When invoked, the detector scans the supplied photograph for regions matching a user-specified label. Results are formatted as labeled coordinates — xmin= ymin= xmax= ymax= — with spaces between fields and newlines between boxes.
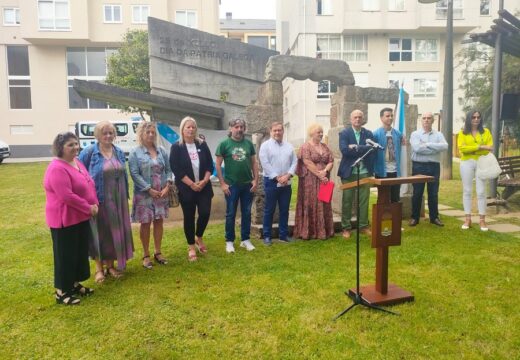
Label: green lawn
xmin=0 ymin=162 xmax=519 ymax=359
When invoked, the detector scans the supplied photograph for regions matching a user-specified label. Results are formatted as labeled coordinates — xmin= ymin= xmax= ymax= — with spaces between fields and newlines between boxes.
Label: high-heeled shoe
xmin=480 ymin=222 xmax=489 ymax=231
xmin=461 ymin=222 xmax=471 ymax=230
xmin=195 ymin=237 xmax=208 ymax=253
xmin=142 ymin=255 xmax=153 ymax=269
xmin=154 ymin=252 xmax=168 ymax=265
xmin=188 ymin=248 xmax=198 ymax=262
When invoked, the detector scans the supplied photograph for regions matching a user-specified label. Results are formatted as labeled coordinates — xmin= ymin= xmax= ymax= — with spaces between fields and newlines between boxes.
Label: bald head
xmin=421 ymin=112 xmax=434 ymax=132
xmin=350 ymin=110 xmax=364 ymax=130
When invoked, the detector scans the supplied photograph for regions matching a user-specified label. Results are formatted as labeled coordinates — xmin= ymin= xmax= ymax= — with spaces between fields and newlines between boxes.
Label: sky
xmin=219 ymin=0 xmax=276 ymax=19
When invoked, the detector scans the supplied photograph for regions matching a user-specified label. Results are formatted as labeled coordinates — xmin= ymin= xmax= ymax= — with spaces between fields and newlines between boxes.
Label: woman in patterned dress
xmin=293 ymin=123 xmax=335 ymax=240
xmin=79 ymin=121 xmax=134 ymax=282
xmin=129 ymin=122 xmax=172 ymax=269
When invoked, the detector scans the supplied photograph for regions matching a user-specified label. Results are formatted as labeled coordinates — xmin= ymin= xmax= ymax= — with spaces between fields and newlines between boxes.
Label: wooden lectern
xmin=340 ymin=175 xmax=433 ymax=306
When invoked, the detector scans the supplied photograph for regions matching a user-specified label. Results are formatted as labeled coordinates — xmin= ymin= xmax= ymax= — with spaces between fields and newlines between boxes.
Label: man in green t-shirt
xmin=215 ymin=119 xmax=259 ymax=253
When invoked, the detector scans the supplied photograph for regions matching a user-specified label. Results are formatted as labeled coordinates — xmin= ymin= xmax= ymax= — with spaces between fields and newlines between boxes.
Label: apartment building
xmin=0 ymin=0 xmax=219 ymax=157
xmin=276 ymin=0 xmax=520 ymax=145
xmin=220 ymin=12 xmax=276 ymax=50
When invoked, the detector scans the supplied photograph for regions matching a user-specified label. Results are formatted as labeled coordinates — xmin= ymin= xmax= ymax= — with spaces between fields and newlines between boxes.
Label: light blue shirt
xmin=259 ymin=138 xmax=297 ymax=179
xmin=410 ymin=128 xmax=448 ymax=163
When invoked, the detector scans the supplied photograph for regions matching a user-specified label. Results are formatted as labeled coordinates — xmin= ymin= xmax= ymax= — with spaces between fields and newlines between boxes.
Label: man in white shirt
xmin=258 ymin=122 xmax=297 ymax=246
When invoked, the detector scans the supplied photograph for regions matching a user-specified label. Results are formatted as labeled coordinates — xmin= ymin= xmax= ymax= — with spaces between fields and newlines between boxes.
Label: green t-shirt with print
xmin=215 ymin=137 xmax=256 ymax=185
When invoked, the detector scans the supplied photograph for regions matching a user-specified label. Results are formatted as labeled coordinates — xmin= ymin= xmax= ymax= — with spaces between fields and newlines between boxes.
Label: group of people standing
xmin=43 ymin=109 xmax=493 ymax=305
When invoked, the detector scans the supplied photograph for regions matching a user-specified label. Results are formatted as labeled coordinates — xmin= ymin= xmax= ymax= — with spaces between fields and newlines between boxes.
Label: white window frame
xmin=413 ymin=78 xmax=437 ymax=98
xmin=388 ymin=0 xmax=405 ymax=12
xmin=316 ymin=34 xmax=368 ymax=62
xmin=362 ymin=0 xmax=380 ymax=11
xmin=175 ymin=10 xmax=197 ymax=28
xmin=6 ymin=46 xmax=32 ymax=110
xmin=317 ymin=0 xmax=333 ymax=15
xmin=38 ymin=0 xmax=70 ymax=31
xmin=66 ymin=47 xmax=116 ymax=109
xmin=317 ymin=80 xmax=337 ymax=99
xmin=436 ymin=0 xmax=463 ymax=20
xmin=389 ymin=37 xmax=439 ymax=62
xmin=132 ymin=5 xmax=150 ymax=24
xmin=3 ymin=7 xmax=20 ymax=26
xmin=480 ymin=0 xmax=491 ymax=16
xmin=103 ymin=4 xmax=122 ymax=24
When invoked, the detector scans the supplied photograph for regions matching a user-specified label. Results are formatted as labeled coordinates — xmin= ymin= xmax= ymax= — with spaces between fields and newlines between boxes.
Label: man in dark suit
xmin=338 ymin=109 xmax=375 ymax=239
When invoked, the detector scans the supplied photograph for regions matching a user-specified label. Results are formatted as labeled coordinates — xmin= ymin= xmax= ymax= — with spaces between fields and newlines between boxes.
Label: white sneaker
xmin=240 ymin=240 xmax=255 ymax=251
xmin=225 ymin=242 xmax=235 ymax=253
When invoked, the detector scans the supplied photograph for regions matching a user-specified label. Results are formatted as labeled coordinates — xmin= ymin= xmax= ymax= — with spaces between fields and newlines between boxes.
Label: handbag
xmin=318 ymin=180 xmax=335 ymax=203
xmin=476 ymin=153 xmax=502 ymax=180
xmin=168 ymin=183 xmax=180 ymax=208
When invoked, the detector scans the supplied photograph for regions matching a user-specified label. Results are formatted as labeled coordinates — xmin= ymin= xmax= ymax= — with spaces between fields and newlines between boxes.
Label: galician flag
xmin=396 ymin=84 xmax=409 ymax=197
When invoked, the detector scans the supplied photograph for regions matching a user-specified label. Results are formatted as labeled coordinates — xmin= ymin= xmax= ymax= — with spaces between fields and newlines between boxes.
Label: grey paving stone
xmin=487 ymin=223 xmax=520 ymax=233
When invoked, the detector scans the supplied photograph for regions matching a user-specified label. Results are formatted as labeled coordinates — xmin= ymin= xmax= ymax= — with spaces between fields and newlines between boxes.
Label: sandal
xmin=73 ymin=283 xmax=94 ymax=296
xmin=142 ymin=255 xmax=153 ymax=270
xmin=106 ymin=267 xmax=123 ymax=279
xmin=154 ymin=252 xmax=168 ymax=265
xmin=94 ymin=270 xmax=105 ymax=283
xmin=188 ymin=248 xmax=198 ymax=262
xmin=195 ymin=237 xmax=208 ymax=253
xmin=55 ymin=291 xmax=80 ymax=305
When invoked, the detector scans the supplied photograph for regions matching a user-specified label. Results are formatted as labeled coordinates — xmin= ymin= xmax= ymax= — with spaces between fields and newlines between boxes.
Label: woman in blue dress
xmin=129 ymin=122 xmax=172 ymax=269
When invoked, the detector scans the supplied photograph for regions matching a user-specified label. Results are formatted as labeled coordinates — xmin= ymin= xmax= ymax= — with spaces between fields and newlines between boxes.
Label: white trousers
xmin=460 ymin=159 xmax=487 ymax=215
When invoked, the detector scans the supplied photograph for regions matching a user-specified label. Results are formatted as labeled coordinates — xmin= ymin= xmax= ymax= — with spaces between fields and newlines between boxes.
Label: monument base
xmin=348 ymin=283 xmax=414 ymax=306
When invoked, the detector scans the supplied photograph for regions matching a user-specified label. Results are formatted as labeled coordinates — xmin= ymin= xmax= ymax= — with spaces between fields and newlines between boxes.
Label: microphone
xmin=366 ymin=139 xmax=384 ymax=150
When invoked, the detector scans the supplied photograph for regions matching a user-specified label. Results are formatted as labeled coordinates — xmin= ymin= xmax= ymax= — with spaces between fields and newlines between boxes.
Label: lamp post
xmin=418 ymin=0 xmax=453 ymax=180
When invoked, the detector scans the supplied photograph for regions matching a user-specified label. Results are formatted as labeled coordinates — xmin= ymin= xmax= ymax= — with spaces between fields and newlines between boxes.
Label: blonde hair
xmin=93 ymin=121 xmax=116 ymax=141
xmin=136 ymin=121 xmax=157 ymax=146
xmin=179 ymin=116 xmax=202 ymax=144
xmin=307 ymin=123 xmax=323 ymax=138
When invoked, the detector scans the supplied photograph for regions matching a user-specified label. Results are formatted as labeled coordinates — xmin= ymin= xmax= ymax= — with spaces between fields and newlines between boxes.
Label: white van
xmin=75 ymin=120 xmax=141 ymax=157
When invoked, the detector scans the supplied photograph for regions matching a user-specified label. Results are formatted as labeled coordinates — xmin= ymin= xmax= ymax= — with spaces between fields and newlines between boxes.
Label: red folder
xmin=318 ymin=181 xmax=334 ymax=203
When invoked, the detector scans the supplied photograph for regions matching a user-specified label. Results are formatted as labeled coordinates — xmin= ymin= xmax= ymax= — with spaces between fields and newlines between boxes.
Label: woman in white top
xmin=169 ymin=117 xmax=214 ymax=261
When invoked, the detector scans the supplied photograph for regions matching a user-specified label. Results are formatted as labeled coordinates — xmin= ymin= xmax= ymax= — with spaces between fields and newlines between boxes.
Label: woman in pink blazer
xmin=43 ymin=132 xmax=99 ymax=305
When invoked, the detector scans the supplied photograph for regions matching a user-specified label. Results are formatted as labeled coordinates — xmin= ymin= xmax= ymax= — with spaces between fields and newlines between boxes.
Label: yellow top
xmin=457 ymin=128 xmax=493 ymax=161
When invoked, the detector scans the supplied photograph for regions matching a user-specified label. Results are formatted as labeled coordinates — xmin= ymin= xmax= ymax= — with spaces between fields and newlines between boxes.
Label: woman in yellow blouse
xmin=457 ymin=110 xmax=493 ymax=231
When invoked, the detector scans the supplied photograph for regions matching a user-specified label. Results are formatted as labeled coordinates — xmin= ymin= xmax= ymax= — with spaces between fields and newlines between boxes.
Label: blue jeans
xmin=225 ymin=183 xmax=253 ymax=242
xmin=411 ymin=161 xmax=440 ymax=221
xmin=263 ymin=177 xmax=292 ymax=239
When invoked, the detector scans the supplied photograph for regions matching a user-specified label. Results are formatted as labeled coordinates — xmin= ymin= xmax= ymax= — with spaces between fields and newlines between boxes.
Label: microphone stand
xmin=334 ymin=146 xmax=398 ymax=320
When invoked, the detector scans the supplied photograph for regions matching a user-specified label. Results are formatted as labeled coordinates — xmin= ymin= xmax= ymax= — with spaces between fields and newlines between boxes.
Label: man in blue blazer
xmin=338 ymin=109 xmax=375 ymax=239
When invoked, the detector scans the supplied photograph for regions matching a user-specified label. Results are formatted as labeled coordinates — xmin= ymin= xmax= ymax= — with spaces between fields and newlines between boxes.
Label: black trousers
xmin=179 ymin=190 xmax=212 ymax=245
xmin=411 ymin=161 xmax=440 ymax=221
xmin=51 ymin=220 xmax=91 ymax=292
xmin=375 ymin=172 xmax=400 ymax=203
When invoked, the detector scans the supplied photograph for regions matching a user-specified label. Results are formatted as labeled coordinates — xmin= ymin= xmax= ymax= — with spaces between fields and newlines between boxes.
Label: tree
xmin=457 ymin=44 xmax=520 ymax=124
xmin=105 ymin=29 xmax=150 ymax=117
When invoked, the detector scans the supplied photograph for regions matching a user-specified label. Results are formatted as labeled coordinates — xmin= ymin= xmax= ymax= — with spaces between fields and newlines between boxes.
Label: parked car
xmin=75 ymin=120 xmax=141 ymax=157
xmin=0 ymin=140 xmax=10 ymax=164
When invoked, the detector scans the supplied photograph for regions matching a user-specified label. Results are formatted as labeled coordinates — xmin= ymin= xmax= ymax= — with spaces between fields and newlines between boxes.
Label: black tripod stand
xmin=334 ymin=147 xmax=398 ymax=320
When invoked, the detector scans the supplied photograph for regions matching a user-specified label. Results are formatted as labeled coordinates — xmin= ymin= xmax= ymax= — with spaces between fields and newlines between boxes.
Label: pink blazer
xmin=43 ymin=158 xmax=99 ymax=228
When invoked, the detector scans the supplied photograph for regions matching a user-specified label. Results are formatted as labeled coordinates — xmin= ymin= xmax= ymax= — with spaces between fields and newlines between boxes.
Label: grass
xmin=1 ymin=162 xmax=520 ymax=359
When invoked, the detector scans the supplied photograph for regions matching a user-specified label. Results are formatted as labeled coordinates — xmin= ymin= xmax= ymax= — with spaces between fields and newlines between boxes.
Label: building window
xmin=317 ymin=34 xmax=368 ymax=62
xmin=436 ymin=0 xmax=463 ymax=20
xmin=38 ymin=0 xmax=70 ymax=30
xmin=389 ymin=38 xmax=438 ymax=62
xmin=362 ymin=0 xmax=380 ymax=11
xmin=175 ymin=10 xmax=197 ymax=28
xmin=415 ymin=39 xmax=438 ymax=61
xmin=10 ymin=125 xmax=34 ymax=135
xmin=270 ymin=37 xmax=277 ymax=51
xmin=317 ymin=0 xmax=332 ymax=15
xmin=3 ymin=7 xmax=20 ymax=26
xmin=388 ymin=72 xmax=438 ymax=98
xmin=247 ymin=36 xmax=269 ymax=48
xmin=414 ymin=79 xmax=437 ymax=98
xmin=480 ymin=0 xmax=490 ymax=16
xmin=132 ymin=5 xmax=149 ymax=24
xmin=389 ymin=38 xmax=412 ymax=61
xmin=6 ymin=46 xmax=32 ymax=109
xmin=388 ymin=0 xmax=405 ymax=11
xmin=317 ymin=80 xmax=337 ymax=99
xmin=104 ymin=4 xmax=122 ymax=23
xmin=66 ymin=47 xmax=117 ymax=109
